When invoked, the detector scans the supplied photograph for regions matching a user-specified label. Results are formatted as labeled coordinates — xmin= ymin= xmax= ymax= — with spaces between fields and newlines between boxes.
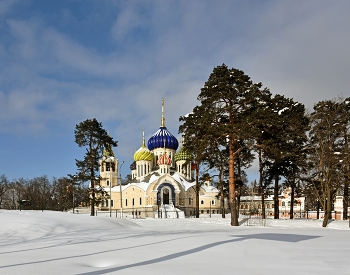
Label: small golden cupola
xmin=132 ymin=128 xmax=154 ymax=180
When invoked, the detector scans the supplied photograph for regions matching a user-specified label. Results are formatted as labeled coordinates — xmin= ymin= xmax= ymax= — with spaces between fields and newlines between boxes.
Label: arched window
xmin=106 ymin=180 xmax=110 ymax=187
xmin=201 ymin=200 xmax=204 ymax=205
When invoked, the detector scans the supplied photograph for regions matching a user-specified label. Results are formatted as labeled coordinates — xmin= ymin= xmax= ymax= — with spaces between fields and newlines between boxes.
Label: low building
xmin=239 ymin=188 xmax=306 ymax=218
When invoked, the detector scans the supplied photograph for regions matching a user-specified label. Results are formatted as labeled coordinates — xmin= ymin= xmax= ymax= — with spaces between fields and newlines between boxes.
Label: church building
xmin=97 ymin=99 xmax=221 ymax=218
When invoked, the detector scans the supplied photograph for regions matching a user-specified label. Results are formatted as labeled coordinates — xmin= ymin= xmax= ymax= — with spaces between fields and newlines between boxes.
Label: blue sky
xmin=1 ymin=0 xmax=349 ymax=182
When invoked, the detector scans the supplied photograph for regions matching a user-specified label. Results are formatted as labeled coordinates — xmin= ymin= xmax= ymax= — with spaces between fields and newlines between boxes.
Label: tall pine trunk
xmin=229 ymin=139 xmax=238 ymax=226
xmin=343 ymin=181 xmax=349 ymax=220
xmin=90 ymin=141 xmax=95 ymax=216
xmin=274 ymin=165 xmax=279 ymax=219
xmin=195 ymin=163 xmax=200 ymax=218
xmin=290 ymin=185 xmax=295 ymax=219
xmin=219 ymin=169 xmax=225 ymax=218
xmin=258 ymin=148 xmax=266 ymax=219
xmin=322 ymin=190 xmax=332 ymax=227
xmin=343 ymin=130 xmax=349 ymax=220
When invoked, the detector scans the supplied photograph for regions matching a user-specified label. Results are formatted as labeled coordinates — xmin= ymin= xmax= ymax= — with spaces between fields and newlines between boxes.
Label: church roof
xmin=147 ymin=99 xmax=178 ymax=151
xmin=134 ymin=128 xmax=154 ymax=161
xmin=147 ymin=127 xmax=178 ymax=151
xmin=174 ymin=146 xmax=192 ymax=161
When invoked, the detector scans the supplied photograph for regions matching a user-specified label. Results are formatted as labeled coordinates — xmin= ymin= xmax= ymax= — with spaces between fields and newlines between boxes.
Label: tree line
xmin=179 ymin=64 xmax=350 ymax=227
xmin=0 ymin=175 xmax=88 ymax=211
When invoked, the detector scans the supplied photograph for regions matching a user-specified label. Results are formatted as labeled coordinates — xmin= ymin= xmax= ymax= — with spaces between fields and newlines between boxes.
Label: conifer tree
xmin=197 ymin=64 xmax=264 ymax=226
xmin=259 ymin=94 xmax=308 ymax=219
xmin=70 ymin=118 xmax=117 ymax=216
xmin=179 ymin=105 xmax=212 ymax=218
xmin=308 ymin=99 xmax=348 ymax=226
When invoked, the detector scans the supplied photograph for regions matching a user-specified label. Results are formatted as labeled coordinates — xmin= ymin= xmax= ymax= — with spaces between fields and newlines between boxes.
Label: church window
xmin=111 ymin=200 xmax=114 ymax=207
xmin=132 ymin=198 xmax=135 ymax=206
xmin=125 ymin=199 xmax=128 ymax=206
xmin=106 ymin=163 xmax=110 ymax=171
xmin=201 ymin=200 xmax=204 ymax=205
xmin=106 ymin=200 xmax=108 ymax=207
xmin=106 ymin=180 xmax=110 ymax=187
xmin=144 ymin=164 xmax=146 ymax=175
xmin=139 ymin=197 xmax=142 ymax=205
xmin=211 ymin=200 xmax=215 ymax=205
xmin=282 ymin=201 xmax=285 ymax=206
xmin=189 ymin=198 xmax=192 ymax=205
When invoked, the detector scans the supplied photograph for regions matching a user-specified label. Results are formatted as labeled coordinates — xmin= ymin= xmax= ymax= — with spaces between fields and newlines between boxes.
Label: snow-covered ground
xmin=1 ymin=210 xmax=349 ymax=275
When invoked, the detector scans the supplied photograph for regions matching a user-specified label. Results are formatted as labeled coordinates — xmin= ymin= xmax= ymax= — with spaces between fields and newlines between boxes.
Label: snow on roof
xmin=149 ymin=174 xmax=160 ymax=183
xmin=201 ymin=184 xmax=219 ymax=193
xmin=172 ymin=173 xmax=195 ymax=191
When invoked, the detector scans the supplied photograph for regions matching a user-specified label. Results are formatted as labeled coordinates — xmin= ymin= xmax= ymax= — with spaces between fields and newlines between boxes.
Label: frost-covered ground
xmin=1 ymin=210 xmax=349 ymax=275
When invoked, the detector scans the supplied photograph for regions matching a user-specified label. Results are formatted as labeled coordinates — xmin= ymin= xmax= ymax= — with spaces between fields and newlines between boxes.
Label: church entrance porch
xmin=156 ymin=183 xmax=176 ymax=206
xmin=155 ymin=183 xmax=184 ymax=218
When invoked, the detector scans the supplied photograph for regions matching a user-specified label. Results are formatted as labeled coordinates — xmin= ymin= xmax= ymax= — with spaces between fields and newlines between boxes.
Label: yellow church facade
xmin=96 ymin=99 xmax=222 ymax=218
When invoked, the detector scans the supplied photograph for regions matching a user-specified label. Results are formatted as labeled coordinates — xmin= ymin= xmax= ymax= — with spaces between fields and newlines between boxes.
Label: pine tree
xmin=308 ymin=99 xmax=347 ymax=227
xmin=197 ymin=64 xmax=264 ymax=226
xmin=179 ymin=105 xmax=212 ymax=218
xmin=70 ymin=118 xmax=117 ymax=216
xmin=259 ymin=94 xmax=309 ymax=219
